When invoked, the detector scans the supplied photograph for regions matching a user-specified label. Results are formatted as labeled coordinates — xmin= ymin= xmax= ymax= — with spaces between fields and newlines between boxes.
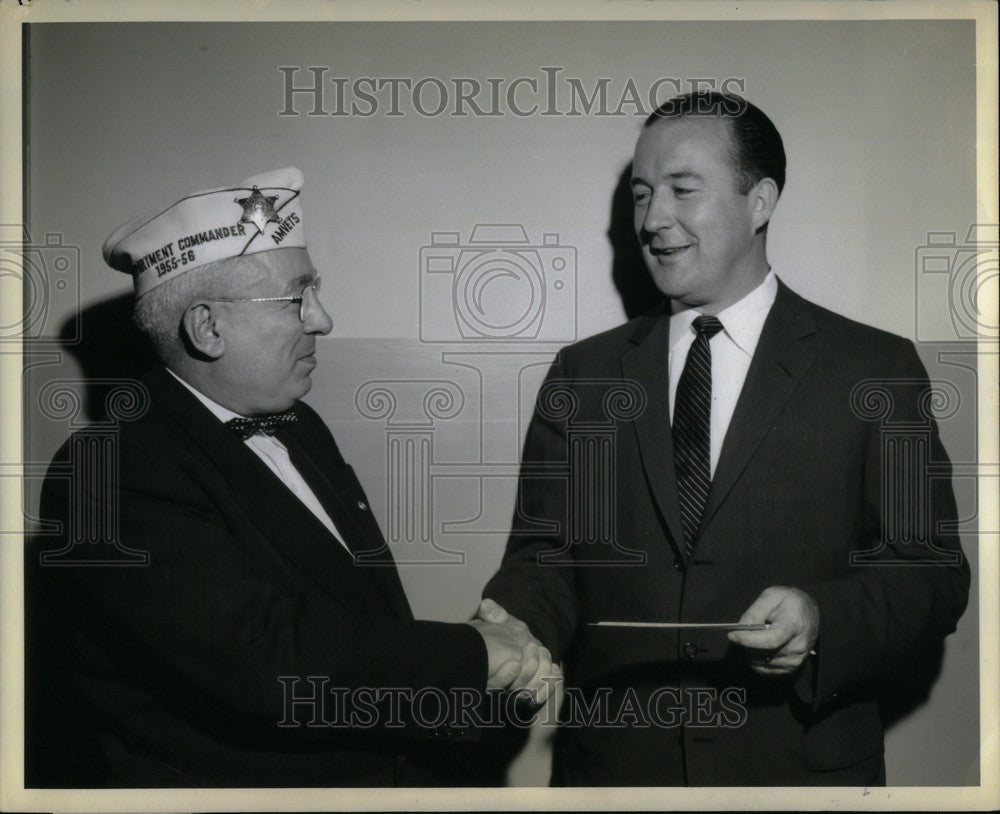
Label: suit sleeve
xmin=40 ymin=423 xmax=488 ymax=734
xmin=482 ymin=355 xmax=579 ymax=662
xmin=799 ymin=339 xmax=971 ymax=709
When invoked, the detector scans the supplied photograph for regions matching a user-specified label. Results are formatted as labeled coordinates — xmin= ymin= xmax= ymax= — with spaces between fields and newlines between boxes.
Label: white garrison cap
xmin=103 ymin=167 xmax=306 ymax=297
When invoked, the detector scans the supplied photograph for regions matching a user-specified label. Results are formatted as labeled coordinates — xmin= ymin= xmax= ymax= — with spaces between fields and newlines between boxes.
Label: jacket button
xmin=683 ymin=642 xmax=698 ymax=660
xmin=673 ymin=558 xmax=683 ymax=571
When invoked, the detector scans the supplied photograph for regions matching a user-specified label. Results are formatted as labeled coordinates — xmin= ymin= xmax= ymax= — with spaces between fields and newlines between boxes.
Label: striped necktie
xmin=672 ymin=314 xmax=724 ymax=558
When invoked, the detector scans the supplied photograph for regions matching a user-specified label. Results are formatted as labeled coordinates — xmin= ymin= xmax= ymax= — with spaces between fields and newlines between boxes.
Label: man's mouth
xmin=651 ymin=244 xmax=691 ymax=257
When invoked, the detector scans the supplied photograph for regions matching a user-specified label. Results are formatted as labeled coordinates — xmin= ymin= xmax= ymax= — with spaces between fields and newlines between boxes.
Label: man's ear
xmin=181 ymin=302 xmax=225 ymax=359
xmin=748 ymin=177 xmax=779 ymax=234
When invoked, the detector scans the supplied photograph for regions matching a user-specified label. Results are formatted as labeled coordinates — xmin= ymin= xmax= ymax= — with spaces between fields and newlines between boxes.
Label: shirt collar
xmin=668 ymin=270 xmax=778 ymax=357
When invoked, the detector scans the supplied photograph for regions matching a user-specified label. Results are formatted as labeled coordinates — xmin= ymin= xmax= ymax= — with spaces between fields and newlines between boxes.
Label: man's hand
xmin=726 ymin=586 xmax=819 ymax=675
xmin=467 ymin=603 xmax=539 ymax=689
xmin=473 ymin=598 xmax=562 ymax=705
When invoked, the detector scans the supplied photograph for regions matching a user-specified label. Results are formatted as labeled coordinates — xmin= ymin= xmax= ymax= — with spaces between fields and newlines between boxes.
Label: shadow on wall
xmin=608 ymin=162 xmax=666 ymax=321
xmin=58 ymin=292 xmax=157 ymax=421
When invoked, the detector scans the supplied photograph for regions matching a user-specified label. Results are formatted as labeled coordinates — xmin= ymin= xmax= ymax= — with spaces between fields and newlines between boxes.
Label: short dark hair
xmin=644 ymin=91 xmax=786 ymax=196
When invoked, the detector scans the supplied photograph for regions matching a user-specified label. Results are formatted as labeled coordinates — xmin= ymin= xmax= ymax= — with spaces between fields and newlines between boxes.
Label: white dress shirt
xmin=167 ymin=369 xmax=351 ymax=554
xmin=668 ymin=271 xmax=779 ymax=478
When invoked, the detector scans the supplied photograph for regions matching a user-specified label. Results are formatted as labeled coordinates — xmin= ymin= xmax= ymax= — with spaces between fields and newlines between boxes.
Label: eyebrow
xmin=630 ymin=170 xmax=704 ymax=188
xmin=285 ymin=271 xmax=317 ymax=293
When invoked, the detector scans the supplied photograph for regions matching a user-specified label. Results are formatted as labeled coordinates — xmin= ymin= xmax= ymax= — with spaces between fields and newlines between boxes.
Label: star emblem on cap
xmin=235 ymin=185 xmax=280 ymax=234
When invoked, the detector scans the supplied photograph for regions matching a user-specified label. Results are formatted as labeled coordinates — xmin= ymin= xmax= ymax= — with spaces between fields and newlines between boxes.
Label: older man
xmin=26 ymin=167 xmax=553 ymax=787
xmin=481 ymin=93 xmax=970 ymax=785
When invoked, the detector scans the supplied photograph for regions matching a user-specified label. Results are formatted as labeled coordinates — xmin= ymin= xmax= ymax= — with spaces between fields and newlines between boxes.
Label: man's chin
xmin=648 ymin=267 xmax=689 ymax=300
xmin=266 ymin=377 xmax=312 ymax=411
xmin=293 ymin=376 xmax=313 ymax=398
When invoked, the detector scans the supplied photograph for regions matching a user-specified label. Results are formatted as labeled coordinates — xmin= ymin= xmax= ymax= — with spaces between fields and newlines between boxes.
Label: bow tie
xmin=226 ymin=411 xmax=297 ymax=440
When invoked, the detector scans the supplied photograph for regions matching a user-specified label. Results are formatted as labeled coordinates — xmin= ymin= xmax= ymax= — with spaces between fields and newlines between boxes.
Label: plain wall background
xmin=21 ymin=20 xmax=981 ymax=785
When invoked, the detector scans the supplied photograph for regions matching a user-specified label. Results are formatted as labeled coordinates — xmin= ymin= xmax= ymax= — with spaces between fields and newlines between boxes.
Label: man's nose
xmin=303 ymin=297 xmax=333 ymax=335
xmin=641 ymin=191 xmax=676 ymax=235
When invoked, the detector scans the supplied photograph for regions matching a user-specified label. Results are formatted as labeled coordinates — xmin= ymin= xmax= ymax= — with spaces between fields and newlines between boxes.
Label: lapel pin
xmin=357 ymin=501 xmax=368 ymax=511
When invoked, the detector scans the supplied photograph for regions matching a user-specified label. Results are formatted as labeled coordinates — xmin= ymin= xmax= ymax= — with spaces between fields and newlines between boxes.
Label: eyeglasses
xmin=212 ymin=277 xmax=322 ymax=322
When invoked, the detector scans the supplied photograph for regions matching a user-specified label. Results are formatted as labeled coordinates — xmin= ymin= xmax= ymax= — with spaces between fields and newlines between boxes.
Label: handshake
xmin=468 ymin=598 xmax=562 ymax=706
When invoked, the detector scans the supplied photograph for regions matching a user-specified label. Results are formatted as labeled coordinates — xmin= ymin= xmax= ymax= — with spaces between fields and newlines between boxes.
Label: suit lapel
xmin=697 ymin=281 xmax=816 ymax=535
xmin=279 ymin=421 xmax=414 ymax=621
xmin=279 ymin=426 xmax=367 ymax=557
xmin=621 ymin=312 xmax=687 ymax=561
xmin=143 ymin=367 xmax=397 ymax=613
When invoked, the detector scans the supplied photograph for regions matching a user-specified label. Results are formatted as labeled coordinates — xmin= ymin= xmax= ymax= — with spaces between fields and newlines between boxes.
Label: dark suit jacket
xmin=484 ymin=281 xmax=970 ymax=786
xmin=26 ymin=365 xmax=488 ymax=787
